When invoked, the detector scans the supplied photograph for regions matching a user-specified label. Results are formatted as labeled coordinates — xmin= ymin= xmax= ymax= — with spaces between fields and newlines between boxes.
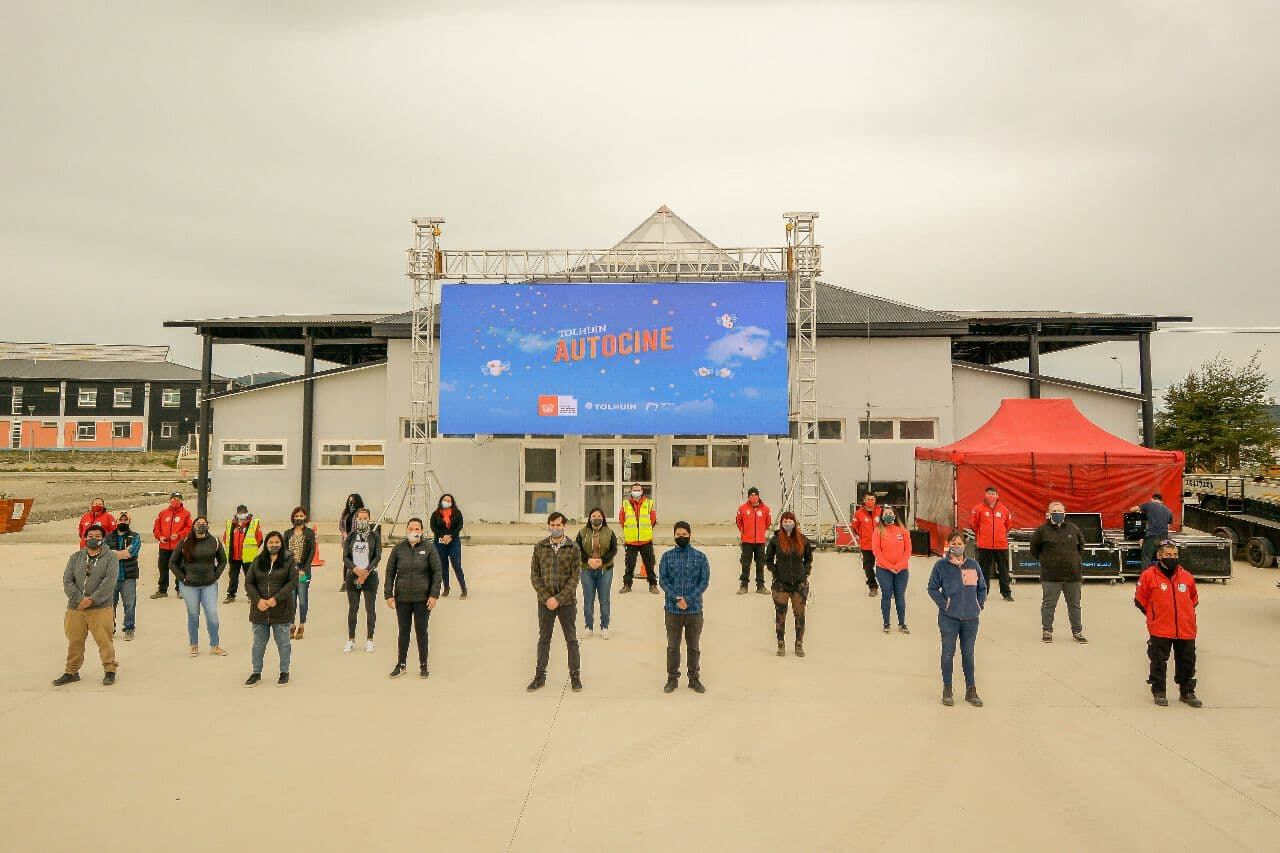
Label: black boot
xmin=688 ymin=677 xmax=707 ymax=694
xmin=52 ymin=672 xmax=80 ymax=686
xmin=1180 ymin=692 xmax=1203 ymax=708
xmin=965 ymin=685 xmax=984 ymax=707
xmin=388 ymin=663 xmax=406 ymax=679
xmin=245 ymin=673 xmax=261 ymax=687
xmin=942 ymin=685 xmax=954 ymax=706
xmin=1153 ymin=691 xmax=1169 ymax=706
xmin=738 ymin=583 xmax=748 ymax=595
xmin=663 ymin=677 xmax=678 ymax=693
xmin=277 ymin=672 xmax=290 ymax=686
xmin=756 ymin=582 xmax=767 ymax=594
xmin=526 ymin=673 xmax=546 ymax=691
xmin=419 ymin=665 xmax=430 ymax=679
xmin=102 ymin=672 xmax=116 ymax=686
xmin=570 ymin=672 xmax=583 ymax=692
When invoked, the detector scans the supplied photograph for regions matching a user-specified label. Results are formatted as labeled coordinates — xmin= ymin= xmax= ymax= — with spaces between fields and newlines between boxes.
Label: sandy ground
xmin=0 ymin=472 xmax=185 ymax=525
xmin=2 ymin=512 xmax=1279 ymax=852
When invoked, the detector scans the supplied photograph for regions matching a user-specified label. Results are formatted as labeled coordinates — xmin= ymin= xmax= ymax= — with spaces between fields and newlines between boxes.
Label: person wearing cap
xmin=106 ymin=511 xmax=142 ymax=640
xmin=53 ymin=523 xmax=120 ymax=687
xmin=852 ymin=493 xmax=883 ymax=597
xmin=735 ymin=486 xmax=772 ymax=595
xmin=970 ymin=486 xmax=1015 ymax=602
xmin=659 ymin=521 xmax=710 ymax=694
xmin=1131 ymin=492 xmax=1175 ymax=566
xmin=77 ymin=498 xmax=117 ymax=548
xmin=151 ymin=492 xmax=192 ymax=599
xmin=222 ymin=504 xmax=263 ymax=604
xmin=1134 ymin=540 xmax=1203 ymax=707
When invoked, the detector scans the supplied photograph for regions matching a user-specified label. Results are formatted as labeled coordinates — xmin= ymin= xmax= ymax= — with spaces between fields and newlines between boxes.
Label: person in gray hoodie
xmin=170 ymin=516 xmax=229 ymax=657
xmin=926 ymin=530 xmax=988 ymax=708
xmin=53 ymin=524 xmax=120 ymax=686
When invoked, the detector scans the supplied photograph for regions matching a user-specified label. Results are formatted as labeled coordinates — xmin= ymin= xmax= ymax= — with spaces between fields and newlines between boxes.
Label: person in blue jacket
xmin=658 ymin=521 xmax=711 ymax=694
xmin=927 ymin=529 xmax=988 ymax=708
xmin=107 ymin=511 xmax=143 ymax=641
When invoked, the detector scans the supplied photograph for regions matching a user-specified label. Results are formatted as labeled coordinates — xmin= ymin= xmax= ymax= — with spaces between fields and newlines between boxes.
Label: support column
xmin=1139 ymin=331 xmax=1154 ymax=447
xmin=301 ymin=329 xmax=316 ymax=511
xmin=197 ymin=332 xmax=212 ymax=518
xmin=1028 ymin=326 xmax=1042 ymax=399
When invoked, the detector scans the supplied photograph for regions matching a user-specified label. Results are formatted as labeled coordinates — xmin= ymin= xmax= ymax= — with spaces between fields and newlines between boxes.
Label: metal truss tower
xmin=786 ymin=212 xmax=822 ymax=537
xmin=406 ymin=217 xmax=444 ymax=520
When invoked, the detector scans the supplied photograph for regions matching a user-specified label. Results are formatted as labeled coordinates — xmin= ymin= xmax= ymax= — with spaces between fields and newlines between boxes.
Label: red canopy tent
xmin=914 ymin=398 xmax=1184 ymax=553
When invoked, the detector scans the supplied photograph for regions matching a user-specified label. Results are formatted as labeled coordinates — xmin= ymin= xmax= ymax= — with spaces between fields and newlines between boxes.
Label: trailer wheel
xmin=1245 ymin=537 xmax=1276 ymax=568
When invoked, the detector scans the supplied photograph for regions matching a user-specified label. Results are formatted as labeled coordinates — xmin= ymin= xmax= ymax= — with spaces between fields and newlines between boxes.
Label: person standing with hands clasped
xmin=53 ymin=524 xmax=119 ymax=687
xmin=342 ymin=508 xmax=382 ymax=653
xmin=970 ymin=486 xmax=1015 ymax=602
xmin=765 ymin=511 xmax=811 ymax=657
xmin=151 ymin=492 xmax=192 ymax=599
xmin=1135 ymin=540 xmax=1203 ymax=708
xmin=853 ymin=494 xmax=883 ymax=597
xmin=244 ymin=531 xmax=297 ymax=687
xmin=222 ymin=504 xmax=262 ymax=604
xmin=527 ymin=512 xmax=583 ymax=692
xmin=170 ymin=516 xmax=228 ymax=657
xmin=575 ymin=507 xmax=618 ymax=639
xmin=282 ymin=508 xmax=316 ymax=640
xmin=735 ymin=486 xmax=771 ymax=595
xmin=384 ymin=518 xmax=441 ymax=679
xmin=872 ymin=507 xmax=912 ymax=634
xmin=431 ymin=493 xmax=467 ymax=599
xmin=927 ymin=530 xmax=987 ymax=707
xmin=618 ymin=483 xmax=658 ymax=595
xmin=659 ymin=522 xmax=711 ymax=694
xmin=1030 ymin=501 xmax=1088 ymax=644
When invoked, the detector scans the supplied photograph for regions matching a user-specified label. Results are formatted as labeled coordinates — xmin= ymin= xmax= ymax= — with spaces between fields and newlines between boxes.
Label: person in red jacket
xmin=1134 ymin=540 xmax=1203 ymax=708
xmin=969 ymin=486 xmax=1014 ymax=602
xmin=735 ymin=486 xmax=772 ymax=595
xmin=78 ymin=498 xmax=117 ymax=548
xmin=852 ymin=494 xmax=882 ymax=596
xmin=871 ymin=507 xmax=912 ymax=633
xmin=151 ymin=491 xmax=193 ymax=599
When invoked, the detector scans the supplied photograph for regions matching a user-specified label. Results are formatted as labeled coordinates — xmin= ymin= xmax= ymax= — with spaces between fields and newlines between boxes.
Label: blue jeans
xmin=938 ymin=613 xmax=979 ymax=688
xmin=435 ymin=538 xmax=466 ymax=592
xmin=113 ymin=578 xmax=137 ymax=631
xmin=581 ymin=567 xmax=613 ymax=630
xmin=295 ymin=581 xmax=309 ymax=625
xmin=181 ymin=583 xmax=220 ymax=646
xmin=252 ymin=623 xmax=292 ymax=674
xmin=876 ymin=567 xmax=909 ymax=628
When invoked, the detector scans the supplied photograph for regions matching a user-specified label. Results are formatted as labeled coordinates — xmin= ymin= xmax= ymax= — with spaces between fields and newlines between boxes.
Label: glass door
xmin=521 ymin=445 xmax=559 ymax=521
xmin=622 ymin=447 xmax=655 ymax=503
xmin=582 ymin=447 xmax=617 ymax=518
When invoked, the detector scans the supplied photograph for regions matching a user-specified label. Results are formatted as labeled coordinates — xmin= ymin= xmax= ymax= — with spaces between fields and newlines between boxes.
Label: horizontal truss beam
xmin=419 ymin=247 xmax=790 ymax=281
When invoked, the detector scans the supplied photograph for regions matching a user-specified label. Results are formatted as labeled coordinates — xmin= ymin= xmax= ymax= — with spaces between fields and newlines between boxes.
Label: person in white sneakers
xmin=342 ymin=508 xmax=382 ymax=654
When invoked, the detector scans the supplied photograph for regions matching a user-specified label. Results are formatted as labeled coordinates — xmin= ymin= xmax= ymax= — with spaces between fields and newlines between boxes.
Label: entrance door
xmin=521 ymin=445 xmax=559 ymax=521
xmin=583 ymin=445 xmax=655 ymax=518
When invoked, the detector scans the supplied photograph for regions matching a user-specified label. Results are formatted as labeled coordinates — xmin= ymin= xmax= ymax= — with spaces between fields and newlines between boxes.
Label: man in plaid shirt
xmin=658 ymin=521 xmax=710 ymax=694
xmin=527 ymin=511 xmax=583 ymax=693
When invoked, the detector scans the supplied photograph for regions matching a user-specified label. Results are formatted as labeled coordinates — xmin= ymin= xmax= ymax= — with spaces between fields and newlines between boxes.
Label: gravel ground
xmin=0 ymin=473 xmax=186 ymax=525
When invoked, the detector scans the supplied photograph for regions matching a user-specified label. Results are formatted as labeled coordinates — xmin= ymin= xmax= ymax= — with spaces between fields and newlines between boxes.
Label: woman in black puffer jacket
xmin=765 ymin=511 xmax=813 ymax=658
xmin=244 ymin=531 xmax=298 ymax=686
xmin=384 ymin=518 xmax=442 ymax=679
xmin=171 ymin=516 xmax=228 ymax=657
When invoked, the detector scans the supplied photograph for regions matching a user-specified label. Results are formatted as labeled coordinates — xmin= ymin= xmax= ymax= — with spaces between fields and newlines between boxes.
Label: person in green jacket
xmin=575 ymin=507 xmax=618 ymax=639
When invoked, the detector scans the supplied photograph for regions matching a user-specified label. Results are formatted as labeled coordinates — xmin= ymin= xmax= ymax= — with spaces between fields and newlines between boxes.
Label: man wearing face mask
xmin=222 ymin=504 xmax=262 ymax=604
xmin=53 ymin=524 xmax=120 ymax=686
xmin=151 ymin=492 xmax=192 ymax=599
xmin=527 ymin=512 xmax=583 ymax=692
xmin=735 ymin=486 xmax=772 ymax=595
xmin=970 ymin=486 xmax=1015 ymax=602
xmin=658 ymin=522 xmax=710 ymax=693
xmin=617 ymin=484 xmax=658 ymax=595
xmin=107 ymin=511 xmax=142 ymax=640
xmin=78 ymin=498 xmax=117 ymax=549
xmin=1134 ymin=541 xmax=1203 ymax=707
xmin=1029 ymin=501 xmax=1088 ymax=643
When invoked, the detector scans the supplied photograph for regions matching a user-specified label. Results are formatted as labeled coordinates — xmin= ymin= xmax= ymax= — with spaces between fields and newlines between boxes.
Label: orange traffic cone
xmin=310 ymin=524 xmax=325 ymax=567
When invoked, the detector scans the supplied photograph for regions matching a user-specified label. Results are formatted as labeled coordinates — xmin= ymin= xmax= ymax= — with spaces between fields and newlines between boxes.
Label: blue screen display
xmin=438 ymin=281 xmax=789 ymax=435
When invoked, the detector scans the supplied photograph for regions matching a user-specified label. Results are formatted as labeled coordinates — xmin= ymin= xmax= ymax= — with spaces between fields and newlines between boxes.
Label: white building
xmin=167 ymin=208 xmax=1188 ymax=525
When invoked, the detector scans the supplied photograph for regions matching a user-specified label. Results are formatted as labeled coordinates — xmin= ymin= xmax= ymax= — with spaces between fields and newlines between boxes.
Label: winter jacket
xmin=575 ymin=523 xmax=619 ymax=572
xmin=222 ymin=516 xmax=263 ymax=563
xmin=153 ymin=504 xmax=193 ymax=551
xmin=343 ymin=526 xmax=384 ymax=582
xmin=764 ymin=533 xmax=812 ymax=591
xmin=107 ymin=528 xmax=142 ymax=580
xmin=62 ymin=548 xmax=119 ymax=610
xmin=429 ymin=507 xmax=464 ymax=539
xmin=735 ymin=500 xmax=772 ymax=545
xmin=281 ymin=526 xmax=316 ymax=581
xmin=245 ymin=552 xmax=299 ymax=625
xmin=969 ymin=501 xmax=1013 ymax=550
xmin=1029 ymin=521 xmax=1085 ymax=582
xmin=530 ymin=536 xmax=581 ymax=604
xmin=78 ymin=509 xmax=117 ymax=547
xmin=852 ymin=505 xmax=883 ymax=550
xmin=658 ymin=544 xmax=711 ymax=614
xmin=618 ymin=498 xmax=656 ymax=545
xmin=384 ymin=538 xmax=442 ymax=603
xmin=872 ymin=524 xmax=912 ymax=572
xmin=927 ymin=557 xmax=987 ymax=621
xmin=1134 ymin=563 xmax=1198 ymax=640
xmin=170 ymin=534 xmax=228 ymax=588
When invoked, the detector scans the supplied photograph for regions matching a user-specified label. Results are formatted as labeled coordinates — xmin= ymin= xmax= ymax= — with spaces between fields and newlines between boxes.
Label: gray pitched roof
xmin=0 ymin=358 xmax=213 ymax=382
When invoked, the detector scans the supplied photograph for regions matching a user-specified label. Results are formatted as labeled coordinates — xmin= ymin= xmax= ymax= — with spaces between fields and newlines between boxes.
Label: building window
xmin=671 ymin=443 xmax=710 ymax=468
xmin=320 ymin=441 xmax=386 ymax=468
xmin=43 ymin=385 xmax=58 ymax=393
xmin=41 ymin=421 xmax=57 ymax=428
xmin=858 ymin=419 xmax=894 ymax=440
xmin=78 ymin=387 xmax=97 ymax=407
xmin=219 ymin=440 xmax=286 ymax=468
xmin=711 ymin=443 xmax=750 ymax=468
xmin=898 ymin=419 xmax=937 ymax=440
xmin=160 ymin=423 xmax=176 ymax=439
xmin=76 ymin=422 xmax=96 ymax=441
xmin=161 ymin=388 xmax=180 ymax=408
xmin=112 ymin=422 xmax=130 ymax=439
xmin=788 ymin=419 xmax=844 ymax=441
xmin=113 ymin=387 xmax=132 ymax=407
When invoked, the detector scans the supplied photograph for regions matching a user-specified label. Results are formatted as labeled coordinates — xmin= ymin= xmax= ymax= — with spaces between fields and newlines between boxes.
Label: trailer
xmin=1183 ymin=475 xmax=1280 ymax=568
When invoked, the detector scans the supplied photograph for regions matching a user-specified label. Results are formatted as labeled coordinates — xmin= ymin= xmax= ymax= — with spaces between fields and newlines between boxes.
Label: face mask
xmin=117 ymin=523 xmax=130 ymax=533
xmin=347 ymin=500 xmax=355 ymax=509
xmin=631 ymin=491 xmax=643 ymax=499
xmin=293 ymin=517 xmax=305 ymax=526
xmin=86 ymin=537 xmax=103 ymax=550
xmin=674 ymin=536 xmax=690 ymax=548
xmin=92 ymin=505 xmax=104 ymax=514
xmin=1159 ymin=557 xmax=1179 ymax=572
xmin=882 ymin=513 xmax=896 ymax=525
xmin=407 ymin=532 xmax=422 ymax=543
xmin=782 ymin=522 xmax=795 ymax=533
xmin=267 ymin=544 xmax=281 ymax=555
xmin=236 ymin=513 xmax=248 ymax=521
xmin=590 ymin=518 xmax=603 ymax=528
xmin=548 ymin=527 xmax=564 ymax=539
xmin=1050 ymin=512 xmax=1066 ymax=524
xmin=441 ymin=500 xmax=452 ymax=509
xmin=749 ymin=496 xmax=759 ymax=504
xmin=169 ymin=499 xmax=180 ymax=509
xmin=948 ymin=545 xmax=966 ymax=558
xmin=357 ymin=520 xmax=370 ymax=533
xmin=193 ymin=523 xmax=209 ymax=536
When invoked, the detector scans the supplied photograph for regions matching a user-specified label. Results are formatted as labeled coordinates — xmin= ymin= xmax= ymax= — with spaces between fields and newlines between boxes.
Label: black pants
xmin=348 ymin=572 xmax=379 ymax=640
xmin=157 ymin=548 xmax=180 ymax=594
xmin=977 ymin=548 xmax=1011 ymax=598
xmin=535 ymin=602 xmax=580 ymax=676
xmin=665 ymin=611 xmax=704 ymax=679
xmin=739 ymin=543 xmax=766 ymax=585
xmin=623 ymin=542 xmax=656 ymax=588
xmin=861 ymin=550 xmax=878 ymax=591
xmin=1147 ymin=636 xmax=1196 ymax=695
xmin=226 ymin=559 xmax=246 ymax=597
xmin=395 ymin=600 xmax=429 ymax=667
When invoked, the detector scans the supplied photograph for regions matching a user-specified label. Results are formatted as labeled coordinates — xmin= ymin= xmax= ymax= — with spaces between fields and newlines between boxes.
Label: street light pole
xmin=1110 ymin=356 xmax=1126 ymax=390
xmin=26 ymin=405 xmax=35 ymax=465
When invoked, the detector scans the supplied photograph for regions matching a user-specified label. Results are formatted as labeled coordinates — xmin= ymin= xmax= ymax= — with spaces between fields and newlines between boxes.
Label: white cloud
xmin=705 ymin=326 xmax=773 ymax=365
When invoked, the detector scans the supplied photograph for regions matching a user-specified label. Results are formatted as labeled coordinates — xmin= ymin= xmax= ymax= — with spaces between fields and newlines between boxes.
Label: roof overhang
xmin=164 ymin=315 xmax=390 ymax=365
xmin=947 ymin=311 xmax=1194 ymax=364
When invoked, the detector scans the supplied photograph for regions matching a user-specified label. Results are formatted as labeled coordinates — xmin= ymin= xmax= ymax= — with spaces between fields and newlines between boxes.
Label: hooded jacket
xmin=246 ymin=551 xmax=299 ymax=625
xmin=926 ymin=556 xmax=987 ymax=621
xmin=765 ymin=532 xmax=812 ymax=591
xmin=384 ymin=538 xmax=443 ymax=603
xmin=1134 ymin=562 xmax=1198 ymax=639
xmin=62 ymin=547 xmax=119 ymax=610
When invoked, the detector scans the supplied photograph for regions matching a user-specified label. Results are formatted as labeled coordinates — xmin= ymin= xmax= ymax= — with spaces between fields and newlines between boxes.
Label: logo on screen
xmin=538 ymin=395 xmax=578 ymax=417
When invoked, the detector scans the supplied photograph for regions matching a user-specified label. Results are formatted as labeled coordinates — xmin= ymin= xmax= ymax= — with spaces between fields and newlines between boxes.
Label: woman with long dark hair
xmin=429 ymin=493 xmax=466 ymax=598
xmin=337 ymin=494 xmax=365 ymax=591
xmin=764 ymin=510 xmax=813 ymax=657
xmin=281 ymin=507 xmax=316 ymax=640
xmin=872 ymin=507 xmax=912 ymax=634
xmin=244 ymin=531 xmax=297 ymax=686
xmin=170 ymin=515 xmax=228 ymax=657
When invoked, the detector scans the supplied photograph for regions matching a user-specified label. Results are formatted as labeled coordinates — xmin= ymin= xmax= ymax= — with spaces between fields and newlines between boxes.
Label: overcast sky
xmin=3 ymin=1 xmax=1277 ymax=400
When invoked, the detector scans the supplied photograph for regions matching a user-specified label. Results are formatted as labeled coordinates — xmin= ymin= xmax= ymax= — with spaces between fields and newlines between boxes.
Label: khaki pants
xmin=65 ymin=607 xmax=118 ymax=675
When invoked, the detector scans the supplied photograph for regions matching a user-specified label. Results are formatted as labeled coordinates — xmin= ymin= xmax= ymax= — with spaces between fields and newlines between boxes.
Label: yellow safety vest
xmin=621 ymin=498 xmax=655 ymax=544
xmin=224 ymin=517 xmax=261 ymax=562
